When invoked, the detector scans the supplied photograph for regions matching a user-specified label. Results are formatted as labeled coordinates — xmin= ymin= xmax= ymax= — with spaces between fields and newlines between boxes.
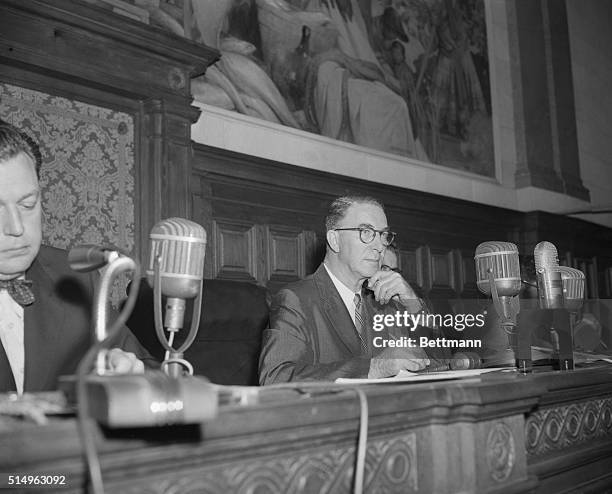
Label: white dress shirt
xmin=323 ymin=263 xmax=362 ymax=327
xmin=0 ymin=289 xmax=25 ymax=394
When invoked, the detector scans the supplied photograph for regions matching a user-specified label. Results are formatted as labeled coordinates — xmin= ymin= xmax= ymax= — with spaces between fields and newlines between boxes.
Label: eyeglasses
xmin=334 ymin=227 xmax=396 ymax=246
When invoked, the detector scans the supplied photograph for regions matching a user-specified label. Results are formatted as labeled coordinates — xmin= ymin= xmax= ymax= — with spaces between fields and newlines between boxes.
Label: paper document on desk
xmin=335 ymin=368 xmax=508 ymax=384
xmin=531 ymin=346 xmax=612 ymax=364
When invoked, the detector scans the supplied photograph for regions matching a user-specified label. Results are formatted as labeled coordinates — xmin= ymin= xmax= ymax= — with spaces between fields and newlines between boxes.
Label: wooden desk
xmin=2 ymin=367 xmax=612 ymax=493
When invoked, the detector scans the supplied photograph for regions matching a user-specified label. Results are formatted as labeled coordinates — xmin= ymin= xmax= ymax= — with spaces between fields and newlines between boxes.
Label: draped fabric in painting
xmin=0 ymin=83 xmax=135 ymax=303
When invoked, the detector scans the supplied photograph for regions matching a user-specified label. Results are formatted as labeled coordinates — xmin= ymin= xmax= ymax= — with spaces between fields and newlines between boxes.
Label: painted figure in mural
xmin=391 ymin=0 xmax=427 ymax=72
xmin=431 ymin=0 xmax=487 ymax=140
xmin=385 ymin=0 xmax=492 ymax=168
xmin=151 ymin=0 xmax=492 ymax=175
xmin=0 ymin=121 xmax=156 ymax=393
xmin=390 ymin=40 xmax=429 ymax=146
xmin=371 ymin=4 xmax=410 ymax=73
xmin=188 ymin=0 xmax=420 ymax=158
xmin=301 ymin=0 xmax=423 ymax=158
xmin=187 ymin=0 xmax=302 ymax=128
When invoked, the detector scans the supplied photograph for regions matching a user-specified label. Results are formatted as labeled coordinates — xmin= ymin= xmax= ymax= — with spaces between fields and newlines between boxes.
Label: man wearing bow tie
xmin=0 ymin=122 xmax=154 ymax=393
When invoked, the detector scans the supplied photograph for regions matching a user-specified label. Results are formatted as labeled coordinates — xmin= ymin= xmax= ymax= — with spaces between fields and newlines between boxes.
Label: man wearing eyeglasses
xmin=259 ymin=195 xmax=431 ymax=384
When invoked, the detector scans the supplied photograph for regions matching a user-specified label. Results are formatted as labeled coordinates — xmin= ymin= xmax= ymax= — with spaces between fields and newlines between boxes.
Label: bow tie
xmin=0 ymin=279 xmax=35 ymax=306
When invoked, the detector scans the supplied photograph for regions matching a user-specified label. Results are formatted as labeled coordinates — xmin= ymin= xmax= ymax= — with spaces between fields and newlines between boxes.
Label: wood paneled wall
xmin=192 ymin=144 xmax=612 ymax=299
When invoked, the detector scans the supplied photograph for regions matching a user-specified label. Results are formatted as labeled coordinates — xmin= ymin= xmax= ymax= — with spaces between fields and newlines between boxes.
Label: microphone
xmin=475 ymin=241 xmax=523 ymax=369
xmin=534 ymin=241 xmax=564 ymax=309
xmin=65 ymin=236 xmax=217 ymax=433
xmin=68 ymin=244 xmax=121 ymax=272
xmin=474 ymin=241 xmax=522 ymax=323
xmin=534 ymin=243 xmax=580 ymax=371
xmin=558 ymin=266 xmax=585 ymax=312
xmin=146 ymin=218 xmax=207 ymax=299
xmin=146 ymin=218 xmax=207 ymax=377
xmin=558 ymin=265 xmax=590 ymax=352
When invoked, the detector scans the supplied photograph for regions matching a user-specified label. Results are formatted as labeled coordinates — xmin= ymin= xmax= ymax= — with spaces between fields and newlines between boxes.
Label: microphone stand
xmin=152 ymin=254 xmax=203 ymax=377
xmin=68 ymin=248 xmax=217 ymax=494
xmin=559 ymin=268 xmax=585 ymax=370
xmin=75 ymin=252 xmax=141 ymax=494
xmin=92 ymin=252 xmax=138 ymax=374
xmin=487 ymin=270 xmax=529 ymax=371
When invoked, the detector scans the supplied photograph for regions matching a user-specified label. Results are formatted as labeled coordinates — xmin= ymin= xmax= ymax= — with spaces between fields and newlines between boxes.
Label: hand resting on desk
xmin=107 ymin=348 xmax=145 ymax=374
xmin=368 ymin=347 xmax=430 ymax=378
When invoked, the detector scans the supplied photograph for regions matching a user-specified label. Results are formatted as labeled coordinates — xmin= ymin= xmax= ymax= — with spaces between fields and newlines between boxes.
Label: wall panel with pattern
xmin=0 ymin=83 xmax=135 ymax=254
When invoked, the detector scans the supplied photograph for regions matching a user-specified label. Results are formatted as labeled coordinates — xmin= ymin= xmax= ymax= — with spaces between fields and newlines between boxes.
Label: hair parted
xmin=325 ymin=195 xmax=385 ymax=231
xmin=0 ymin=120 xmax=42 ymax=177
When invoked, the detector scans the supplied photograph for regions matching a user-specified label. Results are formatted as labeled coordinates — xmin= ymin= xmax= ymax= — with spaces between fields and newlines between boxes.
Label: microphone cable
xmin=160 ymin=331 xmax=194 ymax=376
xmin=75 ymin=265 xmax=142 ymax=494
xmin=261 ymin=382 xmax=370 ymax=494
xmin=354 ymin=387 xmax=368 ymax=494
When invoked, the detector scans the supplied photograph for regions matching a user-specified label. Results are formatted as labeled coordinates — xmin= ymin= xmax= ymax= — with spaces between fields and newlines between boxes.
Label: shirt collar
xmin=0 ymin=273 xmax=26 ymax=281
xmin=323 ymin=263 xmax=363 ymax=318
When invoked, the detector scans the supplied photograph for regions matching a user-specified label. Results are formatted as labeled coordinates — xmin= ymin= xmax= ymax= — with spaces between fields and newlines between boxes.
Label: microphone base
xmin=547 ymin=308 xmax=575 ymax=372
xmin=553 ymin=358 xmax=575 ymax=372
xmin=515 ymin=359 xmax=533 ymax=374
xmin=59 ymin=372 xmax=218 ymax=427
xmin=482 ymin=305 xmax=578 ymax=372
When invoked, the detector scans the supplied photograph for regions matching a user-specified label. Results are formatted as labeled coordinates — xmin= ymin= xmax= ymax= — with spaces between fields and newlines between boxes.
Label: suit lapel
xmin=313 ymin=265 xmax=364 ymax=356
xmin=23 ymin=257 xmax=66 ymax=391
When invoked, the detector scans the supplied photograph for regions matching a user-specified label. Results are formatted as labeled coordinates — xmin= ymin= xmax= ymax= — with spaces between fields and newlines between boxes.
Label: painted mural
xmin=178 ymin=0 xmax=493 ymax=176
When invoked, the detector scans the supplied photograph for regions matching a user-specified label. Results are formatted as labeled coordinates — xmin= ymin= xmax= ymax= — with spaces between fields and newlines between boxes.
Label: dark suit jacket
xmin=259 ymin=264 xmax=402 ymax=384
xmin=0 ymin=245 xmax=156 ymax=393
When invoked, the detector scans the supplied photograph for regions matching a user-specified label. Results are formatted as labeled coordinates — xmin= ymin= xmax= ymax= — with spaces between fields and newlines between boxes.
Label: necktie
xmin=0 ymin=279 xmax=35 ymax=306
xmin=353 ymin=293 xmax=367 ymax=351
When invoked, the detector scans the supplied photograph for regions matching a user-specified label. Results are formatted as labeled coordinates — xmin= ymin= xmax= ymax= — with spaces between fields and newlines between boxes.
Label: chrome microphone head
xmin=558 ymin=266 xmax=585 ymax=312
xmin=474 ymin=241 xmax=522 ymax=297
xmin=147 ymin=218 xmax=207 ymax=299
xmin=534 ymin=241 xmax=559 ymax=273
xmin=534 ymin=241 xmax=564 ymax=309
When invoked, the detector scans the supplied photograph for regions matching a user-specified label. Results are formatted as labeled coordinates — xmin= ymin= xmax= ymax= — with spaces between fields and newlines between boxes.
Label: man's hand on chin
xmin=367 ymin=270 xmax=423 ymax=311
xmin=107 ymin=348 xmax=145 ymax=374
xmin=368 ymin=347 xmax=430 ymax=379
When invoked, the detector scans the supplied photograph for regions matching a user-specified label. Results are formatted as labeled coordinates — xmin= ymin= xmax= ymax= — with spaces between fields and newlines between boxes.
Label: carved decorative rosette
xmin=167 ymin=67 xmax=187 ymax=91
xmin=486 ymin=422 xmax=516 ymax=482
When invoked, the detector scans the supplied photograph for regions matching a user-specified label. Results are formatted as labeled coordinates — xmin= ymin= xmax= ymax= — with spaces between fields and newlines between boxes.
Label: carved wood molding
xmin=525 ymin=397 xmax=612 ymax=457
xmin=115 ymin=433 xmax=418 ymax=494
xmin=0 ymin=0 xmax=216 ymax=98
